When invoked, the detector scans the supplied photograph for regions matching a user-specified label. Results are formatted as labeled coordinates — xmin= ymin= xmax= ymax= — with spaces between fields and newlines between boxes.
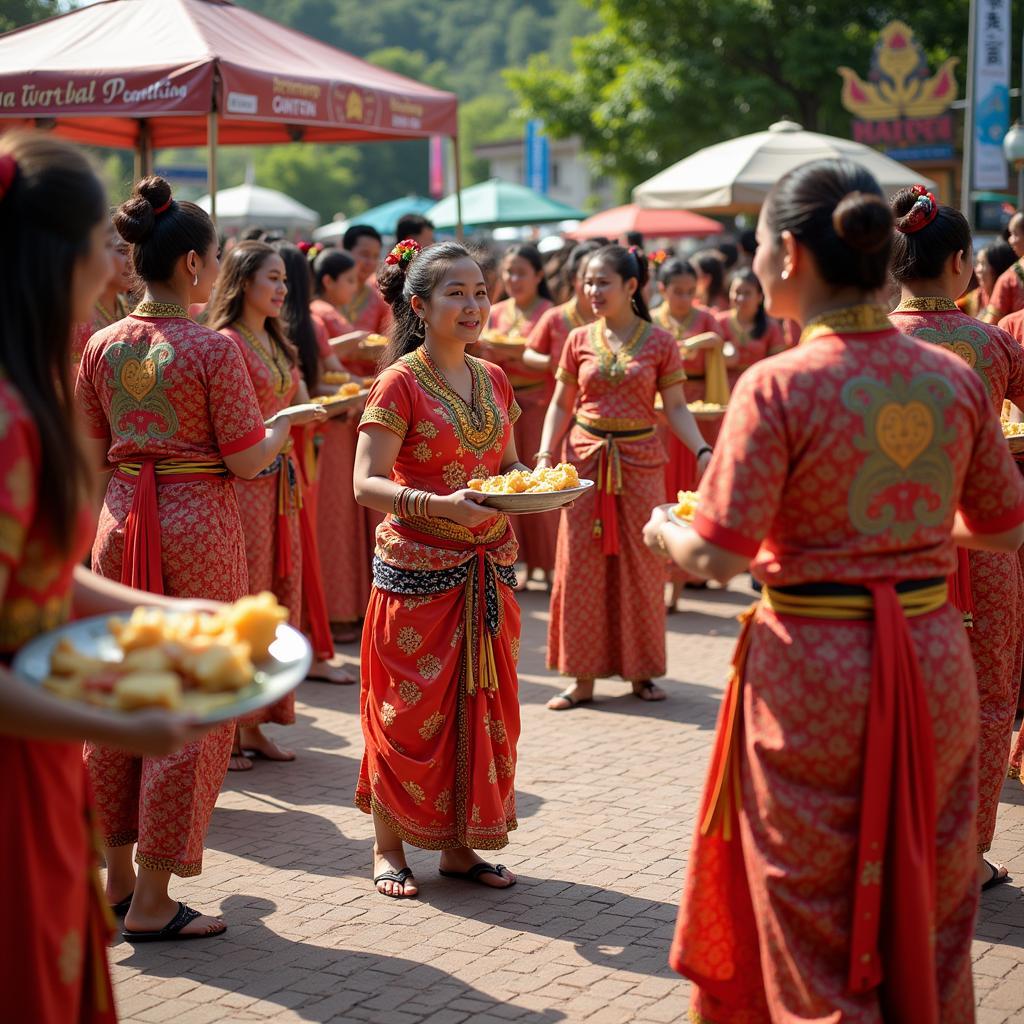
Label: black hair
xmin=764 ymin=158 xmax=893 ymax=291
xmin=115 ymin=175 xmax=217 ymax=285
xmin=690 ymin=250 xmax=727 ymax=307
xmin=342 ymin=224 xmax=383 ymax=251
xmin=312 ymin=248 xmax=355 ymax=297
xmin=273 ymin=242 xmax=321 ymax=391
xmin=890 ymin=189 xmax=972 ymax=283
xmin=730 ymin=268 xmax=768 ymax=339
xmin=980 ymin=240 xmax=1017 ymax=283
xmin=501 ymin=243 xmax=554 ymax=303
xmin=717 ymin=242 xmax=739 ymax=270
xmin=377 ymin=241 xmax=482 ymax=368
xmin=657 ymin=256 xmax=698 ymax=286
xmin=239 ymin=225 xmax=265 ymax=241
xmin=625 ymin=231 xmax=644 ymax=248
xmin=0 ymin=130 xmax=105 ymax=551
xmin=395 ymin=213 xmax=434 ymax=241
xmin=739 ymin=229 xmax=757 ymax=257
xmin=566 ymin=240 xmax=603 ymax=284
xmin=588 ymin=244 xmax=652 ymax=321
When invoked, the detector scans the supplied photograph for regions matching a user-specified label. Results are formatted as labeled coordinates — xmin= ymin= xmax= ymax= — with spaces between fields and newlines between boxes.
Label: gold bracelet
xmin=534 ymin=449 xmax=553 ymax=462
xmin=655 ymin=525 xmax=668 ymax=554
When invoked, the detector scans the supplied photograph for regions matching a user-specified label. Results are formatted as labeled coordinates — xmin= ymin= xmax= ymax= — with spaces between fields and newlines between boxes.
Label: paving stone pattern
xmin=110 ymin=582 xmax=1024 ymax=1023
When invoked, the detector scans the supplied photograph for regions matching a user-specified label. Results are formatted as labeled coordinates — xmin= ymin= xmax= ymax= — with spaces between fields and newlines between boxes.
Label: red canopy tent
xmin=0 ymin=0 xmax=462 ymax=226
xmin=566 ymin=204 xmax=722 ymax=241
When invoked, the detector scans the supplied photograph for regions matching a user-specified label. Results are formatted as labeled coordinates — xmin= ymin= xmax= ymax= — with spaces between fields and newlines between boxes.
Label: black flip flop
xmin=110 ymin=892 xmax=134 ymax=917
xmin=632 ymin=680 xmax=666 ymax=702
xmin=373 ymin=866 xmax=417 ymax=898
xmin=122 ymin=902 xmax=226 ymax=942
xmin=548 ymin=690 xmax=593 ymax=710
xmin=982 ymin=860 xmax=1012 ymax=892
xmin=439 ymin=862 xmax=516 ymax=887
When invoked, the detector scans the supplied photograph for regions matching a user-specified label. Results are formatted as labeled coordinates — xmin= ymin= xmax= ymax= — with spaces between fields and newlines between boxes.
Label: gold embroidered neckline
xmin=563 ymin=298 xmax=587 ymax=329
xmin=799 ymin=305 xmax=893 ymax=345
xmin=342 ymin=284 xmax=372 ymax=322
xmin=893 ymin=296 xmax=959 ymax=313
xmin=592 ymin=317 xmax=650 ymax=378
xmin=234 ymin=321 xmax=291 ymax=397
xmin=407 ymin=347 xmax=501 ymax=454
xmin=654 ymin=304 xmax=696 ymax=339
xmin=133 ymin=300 xmax=189 ymax=320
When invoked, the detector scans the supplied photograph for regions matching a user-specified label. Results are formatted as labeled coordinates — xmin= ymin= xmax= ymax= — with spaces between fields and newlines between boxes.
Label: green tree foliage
xmin=507 ymin=1 xmax=970 ymax=191
xmin=0 ymin=0 xmax=68 ymax=34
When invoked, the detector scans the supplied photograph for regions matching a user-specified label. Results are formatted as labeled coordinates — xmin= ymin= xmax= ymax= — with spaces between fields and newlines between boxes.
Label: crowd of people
xmin=5 ymin=124 xmax=1024 ymax=1023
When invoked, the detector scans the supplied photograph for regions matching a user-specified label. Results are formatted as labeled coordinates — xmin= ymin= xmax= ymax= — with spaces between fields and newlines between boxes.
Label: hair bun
xmin=832 ymin=191 xmax=892 ymax=253
xmin=377 ymin=261 xmax=407 ymax=307
xmin=114 ymin=175 xmax=173 ymax=245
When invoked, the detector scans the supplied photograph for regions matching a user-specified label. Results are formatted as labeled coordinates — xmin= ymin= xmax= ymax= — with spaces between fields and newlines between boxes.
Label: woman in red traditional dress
xmin=480 ymin=245 xmax=556 ymax=587
xmin=208 ymin=242 xmax=343 ymax=769
xmin=958 ymin=241 xmax=1016 ymax=320
xmin=692 ymin=249 xmax=730 ymax=312
xmin=0 ymin=132 xmax=216 ymax=1021
xmin=353 ymin=240 xmax=525 ymax=898
xmin=341 ymin=224 xmax=391 ymax=338
xmin=888 ymin=187 xmax=1024 ymax=894
xmin=537 ymin=245 xmax=711 ymax=710
xmin=72 ymin=219 xmax=134 ymax=376
xmin=311 ymin=247 xmax=377 ymax=642
xmin=647 ymin=159 xmax=1024 ymax=1023
xmin=77 ymin=177 xmax=300 ymax=941
xmin=716 ymin=268 xmax=787 ymax=388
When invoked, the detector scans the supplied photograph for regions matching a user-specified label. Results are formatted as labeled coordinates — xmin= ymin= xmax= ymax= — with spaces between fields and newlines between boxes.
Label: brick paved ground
xmin=110 ymin=580 xmax=1024 ymax=1023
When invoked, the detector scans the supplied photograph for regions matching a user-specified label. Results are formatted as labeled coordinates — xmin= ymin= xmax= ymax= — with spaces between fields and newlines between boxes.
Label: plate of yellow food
xmin=668 ymin=489 xmax=699 ymax=528
xmin=467 ymin=462 xmax=593 ymax=513
xmin=356 ymin=333 xmax=389 ymax=356
xmin=687 ymin=401 xmax=727 ymax=419
xmin=319 ymin=382 xmax=368 ymax=408
xmin=13 ymin=592 xmax=312 ymax=724
xmin=1003 ymin=420 xmax=1024 ymax=454
xmin=322 ymin=370 xmax=351 ymax=386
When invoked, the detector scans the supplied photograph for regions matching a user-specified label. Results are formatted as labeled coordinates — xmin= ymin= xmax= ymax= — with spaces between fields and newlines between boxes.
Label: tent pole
xmin=452 ymin=134 xmax=464 ymax=240
xmin=208 ymin=109 xmax=219 ymax=229
xmin=135 ymin=119 xmax=153 ymax=180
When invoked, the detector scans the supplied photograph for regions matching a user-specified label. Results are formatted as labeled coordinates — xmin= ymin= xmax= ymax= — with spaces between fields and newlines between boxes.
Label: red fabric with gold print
xmin=0 ymin=380 xmax=116 ymax=1023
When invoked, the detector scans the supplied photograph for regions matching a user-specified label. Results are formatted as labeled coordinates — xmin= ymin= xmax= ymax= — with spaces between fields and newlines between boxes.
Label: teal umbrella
xmin=427 ymin=178 xmax=584 ymax=230
xmin=312 ymin=195 xmax=435 ymax=242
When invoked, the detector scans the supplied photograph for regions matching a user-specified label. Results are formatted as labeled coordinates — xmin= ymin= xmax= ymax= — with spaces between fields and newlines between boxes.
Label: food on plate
xmin=672 ymin=490 xmax=699 ymax=522
xmin=322 ymin=370 xmax=351 ymax=386
xmin=362 ymin=333 xmax=388 ymax=347
xmin=468 ymin=463 xmax=581 ymax=495
xmin=1002 ymin=420 xmax=1024 ymax=437
xmin=687 ymin=401 xmax=726 ymax=414
xmin=42 ymin=592 xmax=288 ymax=710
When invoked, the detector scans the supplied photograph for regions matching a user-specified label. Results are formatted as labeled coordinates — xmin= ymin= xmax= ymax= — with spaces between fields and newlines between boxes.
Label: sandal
xmin=373 ymin=866 xmax=417 ymax=898
xmin=109 ymin=892 xmax=134 ymax=917
xmin=632 ymin=680 xmax=666 ymax=702
xmin=439 ymin=862 xmax=515 ymax=887
xmin=227 ymin=747 xmax=253 ymax=772
xmin=982 ymin=860 xmax=1012 ymax=892
xmin=122 ymin=902 xmax=226 ymax=942
xmin=547 ymin=690 xmax=593 ymax=711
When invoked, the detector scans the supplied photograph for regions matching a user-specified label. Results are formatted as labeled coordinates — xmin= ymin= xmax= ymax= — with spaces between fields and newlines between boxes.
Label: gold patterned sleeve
xmin=0 ymin=401 xmax=36 ymax=567
xmin=555 ymin=366 xmax=577 ymax=385
xmin=358 ymin=368 xmax=411 ymax=440
xmin=658 ymin=368 xmax=688 ymax=390
xmin=508 ymin=399 xmax=522 ymax=425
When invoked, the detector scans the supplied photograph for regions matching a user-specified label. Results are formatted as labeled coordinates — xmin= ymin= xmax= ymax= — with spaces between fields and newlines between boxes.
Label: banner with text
xmin=972 ymin=0 xmax=1011 ymax=191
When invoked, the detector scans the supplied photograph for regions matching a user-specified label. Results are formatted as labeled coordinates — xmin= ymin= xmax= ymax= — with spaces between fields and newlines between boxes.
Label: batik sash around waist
xmin=574 ymin=416 xmax=656 ymax=556
xmin=697 ymin=577 xmax=946 ymax=1022
xmin=373 ymin=518 xmax=516 ymax=695
xmin=114 ymin=457 xmax=229 ymax=595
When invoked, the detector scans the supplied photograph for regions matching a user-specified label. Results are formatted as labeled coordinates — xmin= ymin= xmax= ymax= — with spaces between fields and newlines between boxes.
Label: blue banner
xmin=524 ymin=119 xmax=549 ymax=195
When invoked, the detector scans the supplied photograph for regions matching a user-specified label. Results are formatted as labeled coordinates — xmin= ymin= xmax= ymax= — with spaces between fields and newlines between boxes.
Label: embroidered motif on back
xmin=105 ymin=339 xmax=178 ymax=445
xmin=912 ymin=322 xmax=995 ymax=400
xmin=841 ymin=372 xmax=954 ymax=541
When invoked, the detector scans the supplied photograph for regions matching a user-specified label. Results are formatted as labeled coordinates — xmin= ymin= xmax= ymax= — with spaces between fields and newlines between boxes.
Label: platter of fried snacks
xmin=687 ymin=401 xmax=727 ymax=419
xmin=1002 ymin=420 xmax=1024 ymax=454
xmin=467 ymin=463 xmax=594 ymax=513
xmin=669 ymin=489 xmax=699 ymax=527
xmin=480 ymin=331 xmax=527 ymax=353
xmin=358 ymin=333 xmax=389 ymax=352
xmin=13 ymin=592 xmax=312 ymax=724
xmin=322 ymin=370 xmax=351 ymax=386
xmin=318 ymin=382 xmax=368 ymax=408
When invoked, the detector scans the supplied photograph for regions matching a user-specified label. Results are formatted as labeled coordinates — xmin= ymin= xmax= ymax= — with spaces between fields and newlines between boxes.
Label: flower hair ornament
xmin=648 ymin=249 xmax=668 ymax=268
xmin=386 ymin=237 xmax=422 ymax=267
xmin=0 ymin=153 xmax=17 ymax=205
xmin=898 ymin=185 xmax=938 ymax=234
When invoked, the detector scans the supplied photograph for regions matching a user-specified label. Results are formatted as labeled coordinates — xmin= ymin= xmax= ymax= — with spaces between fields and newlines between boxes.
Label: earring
xmin=192 ymin=272 xmax=199 ymax=287
xmin=781 ymin=269 xmax=790 ymax=281
xmin=415 ymin=317 xmax=425 ymax=338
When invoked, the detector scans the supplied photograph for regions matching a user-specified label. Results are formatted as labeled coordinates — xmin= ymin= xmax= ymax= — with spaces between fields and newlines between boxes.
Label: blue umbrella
xmin=313 ymin=195 xmax=435 ymax=242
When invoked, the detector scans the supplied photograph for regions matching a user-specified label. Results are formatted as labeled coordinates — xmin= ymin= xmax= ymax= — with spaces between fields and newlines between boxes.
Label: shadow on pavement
xmin=114 ymin=896 xmax=567 ymax=1022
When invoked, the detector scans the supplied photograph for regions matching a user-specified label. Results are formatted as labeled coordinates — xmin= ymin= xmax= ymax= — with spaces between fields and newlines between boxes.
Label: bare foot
xmin=632 ymin=680 xmax=667 ymax=702
xmin=439 ymin=847 xmax=516 ymax=888
xmin=979 ymin=855 xmax=1011 ymax=891
xmin=307 ymin=656 xmax=357 ymax=685
xmin=547 ymin=678 xmax=594 ymax=710
xmin=124 ymin=898 xmax=226 ymax=938
xmin=373 ymin=846 xmax=418 ymax=898
xmin=240 ymin=725 xmax=294 ymax=762
xmin=227 ymin=733 xmax=253 ymax=771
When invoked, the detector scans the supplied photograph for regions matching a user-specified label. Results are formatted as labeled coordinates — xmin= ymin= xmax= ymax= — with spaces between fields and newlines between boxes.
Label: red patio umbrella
xmin=566 ymin=204 xmax=722 ymax=240
xmin=0 ymin=0 xmax=462 ymax=226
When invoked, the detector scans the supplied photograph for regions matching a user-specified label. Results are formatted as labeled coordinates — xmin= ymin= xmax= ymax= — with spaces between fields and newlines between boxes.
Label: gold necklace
xmin=419 ymin=347 xmax=485 ymax=430
xmin=893 ymin=296 xmax=958 ymax=313
xmin=656 ymin=305 xmax=696 ymax=339
xmin=594 ymin=317 xmax=647 ymax=380
xmin=235 ymin=321 xmax=290 ymax=397
xmin=799 ymin=305 xmax=893 ymax=345
xmin=133 ymin=300 xmax=189 ymax=319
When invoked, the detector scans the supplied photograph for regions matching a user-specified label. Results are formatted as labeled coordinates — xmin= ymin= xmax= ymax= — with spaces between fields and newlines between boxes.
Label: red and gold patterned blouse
xmin=71 ymin=295 xmax=131 ymax=378
xmin=985 ymin=260 xmax=1024 ymax=322
xmin=341 ymin=284 xmax=391 ymax=335
xmin=0 ymin=381 xmax=93 ymax=653
xmin=310 ymin=299 xmax=352 ymax=344
xmin=694 ymin=306 xmax=1024 ymax=586
xmin=652 ymin=303 xmax=721 ymax=377
xmin=715 ymin=311 xmax=787 ymax=373
xmin=890 ymin=296 xmax=1024 ymax=415
xmin=526 ymin=298 xmax=589 ymax=373
xmin=221 ymin=325 xmax=300 ymax=419
xmin=488 ymin=297 xmax=554 ymax=390
xmin=358 ymin=348 xmax=521 ymax=570
xmin=76 ymin=303 xmax=266 ymax=463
